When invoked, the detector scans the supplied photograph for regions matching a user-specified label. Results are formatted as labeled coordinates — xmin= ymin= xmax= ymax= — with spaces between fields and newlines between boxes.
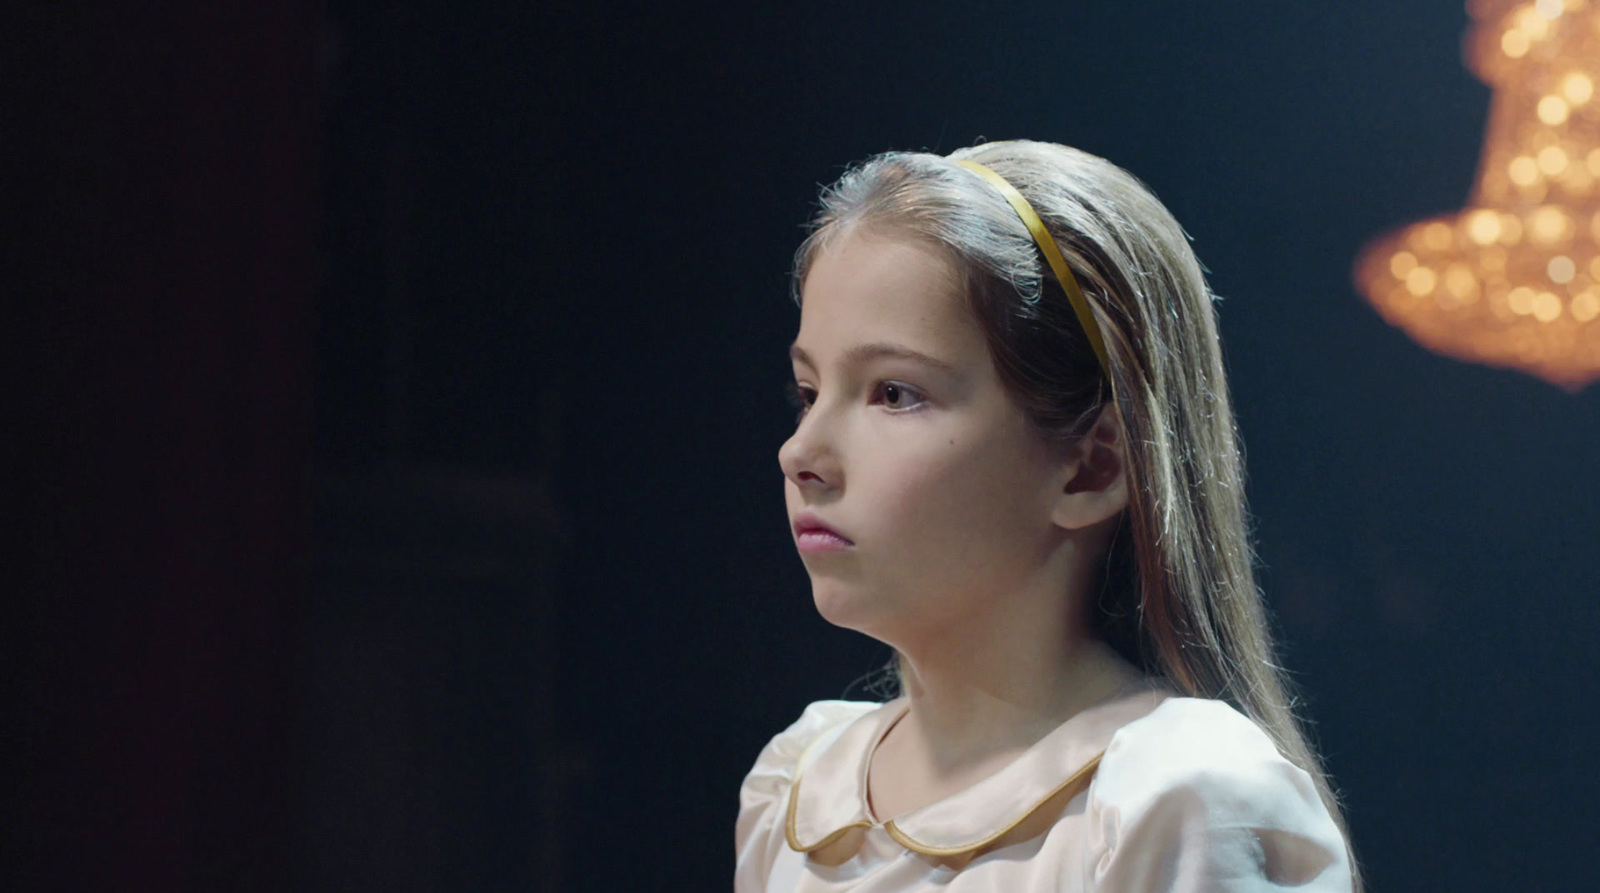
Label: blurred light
xmin=1423 ymin=221 xmax=1455 ymax=249
xmin=1446 ymin=263 xmax=1481 ymax=300
xmin=1574 ymin=289 xmax=1600 ymax=320
xmin=1539 ymin=145 xmax=1570 ymax=173
xmin=1407 ymin=266 xmax=1438 ymax=296
xmin=1520 ymin=6 xmax=1553 ymax=37
xmin=1354 ymin=1 xmax=1600 ymax=390
xmin=1468 ymin=209 xmax=1504 ymax=243
xmin=1530 ymin=205 xmax=1571 ymax=242
xmin=1564 ymin=72 xmax=1594 ymax=103
xmin=1510 ymin=155 xmax=1542 ymax=183
xmin=1510 ymin=286 xmax=1538 ymax=314
xmin=1539 ymin=95 xmax=1571 ymax=124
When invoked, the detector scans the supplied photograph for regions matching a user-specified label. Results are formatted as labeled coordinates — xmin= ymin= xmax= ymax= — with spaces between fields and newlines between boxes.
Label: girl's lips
xmin=792 ymin=511 xmax=854 ymax=552
xmin=796 ymin=529 xmax=853 ymax=553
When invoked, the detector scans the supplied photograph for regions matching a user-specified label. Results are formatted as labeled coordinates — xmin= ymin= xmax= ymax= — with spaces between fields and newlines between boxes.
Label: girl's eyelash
xmin=785 ymin=381 xmax=815 ymax=422
xmin=784 ymin=381 xmax=814 ymax=410
xmin=784 ymin=380 xmax=926 ymax=418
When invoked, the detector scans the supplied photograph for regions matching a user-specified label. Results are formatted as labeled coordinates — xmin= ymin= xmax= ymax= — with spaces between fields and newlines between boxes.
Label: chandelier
xmin=1354 ymin=0 xmax=1600 ymax=391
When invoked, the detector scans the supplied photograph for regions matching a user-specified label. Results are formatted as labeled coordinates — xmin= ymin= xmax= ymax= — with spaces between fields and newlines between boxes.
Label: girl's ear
xmin=1050 ymin=405 xmax=1129 ymax=531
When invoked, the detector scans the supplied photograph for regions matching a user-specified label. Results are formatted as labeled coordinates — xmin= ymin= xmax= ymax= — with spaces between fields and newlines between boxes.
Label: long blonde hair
xmin=793 ymin=140 xmax=1358 ymax=885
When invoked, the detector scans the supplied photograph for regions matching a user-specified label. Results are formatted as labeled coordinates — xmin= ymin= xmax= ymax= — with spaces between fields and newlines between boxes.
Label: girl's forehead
xmin=796 ymin=231 xmax=981 ymax=359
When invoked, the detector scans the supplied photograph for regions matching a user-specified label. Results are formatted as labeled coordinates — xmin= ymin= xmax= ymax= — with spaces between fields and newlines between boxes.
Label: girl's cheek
xmin=876 ymin=456 xmax=974 ymax=522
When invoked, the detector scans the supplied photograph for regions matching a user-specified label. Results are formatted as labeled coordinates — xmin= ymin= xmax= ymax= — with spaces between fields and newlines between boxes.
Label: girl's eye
xmin=784 ymin=381 xmax=816 ymax=421
xmin=875 ymin=381 xmax=926 ymax=411
xmin=785 ymin=380 xmax=926 ymax=420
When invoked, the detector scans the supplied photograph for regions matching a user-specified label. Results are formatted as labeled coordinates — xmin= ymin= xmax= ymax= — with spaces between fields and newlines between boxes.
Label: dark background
xmin=12 ymin=1 xmax=1599 ymax=891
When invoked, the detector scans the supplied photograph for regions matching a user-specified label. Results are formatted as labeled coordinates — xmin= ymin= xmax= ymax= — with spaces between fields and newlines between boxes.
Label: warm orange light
xmin=1538 ymin=95 xmax=1571 ymax=124
xmin=1354 ymin=0 xmax=1600 ymax=390
xmin=1538 ymin=145 xmax=1569 ymax=173
xmin=1563 ymin=72 xmax=1594 ymax=103
xmin=1574 ymin=289 xmax=1600 ymax=320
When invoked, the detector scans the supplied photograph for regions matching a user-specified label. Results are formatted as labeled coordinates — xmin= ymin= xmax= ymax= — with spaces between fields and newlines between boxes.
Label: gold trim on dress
xmin=882 ymin=752 xmax=1104 ymax=858
xmin=787 ymin=748 xmax=1106 ymax=860
xmin=785 ymin=690 xmax=1168 ymax=864
xmin=783 ymin=773 xmax=873 ymax=853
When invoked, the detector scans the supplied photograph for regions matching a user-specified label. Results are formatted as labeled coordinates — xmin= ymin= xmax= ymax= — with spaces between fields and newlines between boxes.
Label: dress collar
xmin=786 ymin=686 xmax=1169 ymax=862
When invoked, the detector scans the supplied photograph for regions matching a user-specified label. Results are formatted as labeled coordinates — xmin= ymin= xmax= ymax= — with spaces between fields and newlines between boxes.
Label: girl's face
xmin=781 ymin=229 xmax=1073 ymax=650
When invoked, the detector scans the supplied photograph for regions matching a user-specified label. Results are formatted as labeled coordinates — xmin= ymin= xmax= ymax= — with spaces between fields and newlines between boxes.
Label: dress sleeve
xmin=734 ymin=701 xmax=878 ymax=893
xmin=1085 ymin=699 xmax=1353 ymax=893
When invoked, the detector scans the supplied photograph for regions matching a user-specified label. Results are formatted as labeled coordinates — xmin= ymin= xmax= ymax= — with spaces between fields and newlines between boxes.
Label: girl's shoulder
xmin=1094 ymin=696 xmax=1317 ymax=806
xmin=1087 ymin=697 xmax=1352 ymax=890
xmin=1100 ymin=697 xmax=1299 ymax=780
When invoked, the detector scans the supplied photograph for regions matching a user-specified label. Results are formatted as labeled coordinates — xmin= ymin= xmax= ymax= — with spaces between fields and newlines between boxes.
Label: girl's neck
xmin=893 ymin=634 xmax=1144 ymax=775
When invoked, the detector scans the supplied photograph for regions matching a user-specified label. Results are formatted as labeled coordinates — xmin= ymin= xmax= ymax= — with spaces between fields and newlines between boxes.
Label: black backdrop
xmin=13 ymin=1 xmax=1600 ymax=891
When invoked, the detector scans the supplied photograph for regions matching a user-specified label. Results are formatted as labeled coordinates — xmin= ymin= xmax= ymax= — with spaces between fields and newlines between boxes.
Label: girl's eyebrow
xmin=789 ymin=341 xmax=958 ymax=376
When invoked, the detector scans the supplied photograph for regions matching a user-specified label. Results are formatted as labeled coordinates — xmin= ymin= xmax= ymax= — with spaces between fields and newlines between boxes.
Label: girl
xmin=735 ymin=140 xmax=1358 ymax=892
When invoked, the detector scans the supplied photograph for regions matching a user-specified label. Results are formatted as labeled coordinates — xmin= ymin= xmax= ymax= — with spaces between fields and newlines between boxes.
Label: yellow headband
xmin=956 ymin=160 xmax=1112 ymax=378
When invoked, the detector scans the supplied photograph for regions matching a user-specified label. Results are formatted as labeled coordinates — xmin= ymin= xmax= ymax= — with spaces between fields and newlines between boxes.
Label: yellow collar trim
xmin=784 ymin=772 xmax=871 ymax=854
xmin=785 ymin=743 xmax=1105 ymax=861
xmin=783 ymin=688 xmax=1167 ymax=863
xmin=881 ymin=752 xmax=1103 ymax=858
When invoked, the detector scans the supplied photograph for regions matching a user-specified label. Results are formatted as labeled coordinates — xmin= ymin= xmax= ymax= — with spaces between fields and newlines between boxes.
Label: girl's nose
xmin=778 ymin=417 xmax=841 ymax=491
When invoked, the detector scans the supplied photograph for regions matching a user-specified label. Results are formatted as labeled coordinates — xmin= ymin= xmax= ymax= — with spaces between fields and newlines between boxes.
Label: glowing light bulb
xmin=1390 ymin=251 xmax=1418 ymax=278
xmin=1406 ymin=267 xmax=1438 ymax=296
xmin=1467 ymin=209 xmax=1503 ymax=244
xmin=1509 ymin=286 xmax=1537 ymax=314
xmin=1530 ymin=206 xmax=1570 ymax=243
xmin=1533 ymin=291 xmax=1563 ymax=320
xmin=1539 ymin=95 xmax=1572 ymax=124
xmin=1564 ymin=72 xmax=1594 ymax=103
xmin=1520 ymin=7 xmax=1553 ymax=38
xmin=1510 ymin=156 xmax=1542 ymax=184
xmin=1445 ymin=263 xmax=1480 ymax=300
xmin=1573 ymin=290 xmax=1600 ymax=322
xmin=1539 ymin=146 xmax=1570 ymax=175
xmin=1549 ymin=255 xmax=1578 ymax=282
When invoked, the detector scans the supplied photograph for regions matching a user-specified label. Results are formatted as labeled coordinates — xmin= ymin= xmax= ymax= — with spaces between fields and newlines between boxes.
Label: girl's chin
xmin=810 ymin=582 xmax=899 ymax=639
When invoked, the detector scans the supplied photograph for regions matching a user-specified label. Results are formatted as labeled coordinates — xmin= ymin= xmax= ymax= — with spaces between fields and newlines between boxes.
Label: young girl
xmin=736 ymin=140 xmax=1358 ymax=892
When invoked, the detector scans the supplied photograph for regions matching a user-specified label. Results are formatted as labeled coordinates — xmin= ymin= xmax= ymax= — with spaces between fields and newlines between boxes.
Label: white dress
xmin=735 ymin=689 xmax=1352 ymax=892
